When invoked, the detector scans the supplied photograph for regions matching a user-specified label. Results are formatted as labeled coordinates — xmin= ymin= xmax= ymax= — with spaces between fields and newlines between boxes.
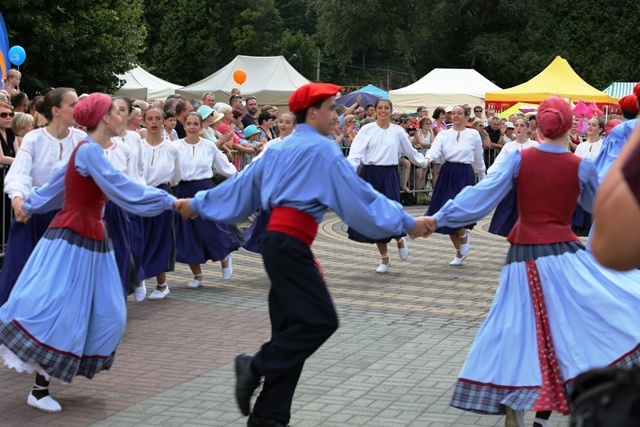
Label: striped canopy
xmin=602 ymin=82 xmax=637 ymax=99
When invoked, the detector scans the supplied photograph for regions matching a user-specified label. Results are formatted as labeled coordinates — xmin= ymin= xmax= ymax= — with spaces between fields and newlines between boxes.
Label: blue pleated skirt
xmin=104 ymin=201 xmax=131 ymax=297
xmin=451 ymin=242 xmax=640 ymax=415
xmin=571 ymin=204 xmax=592 ymax=237
xmin=242 ymin=209 xmax=270 ymax=254
xmin=0 ymin=210 xmax=58 ymax=306
xmin=426 ymin=162 xmax=476 ymax=235
xmin=348 ymin=165 xmax=405 ymax=243
xmin=127 ymin=213 xmax=146 ymax=285
xmin=174 ymin=179 xmax=240 ymax=264
xmin=488 ymin=187 xmax=518 ymax=238
xmin=0 ymin=227 xmax=126 ymax=383
xmin=141 ymin=184 xmax=175 ymax=278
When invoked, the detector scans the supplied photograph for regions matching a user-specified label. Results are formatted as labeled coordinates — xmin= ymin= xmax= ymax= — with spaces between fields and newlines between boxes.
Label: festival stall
xmin=389 ymin=68 xmax=500 ymax=113
xmin=177 ymin=55 xmax=309 ymax=111
xmin=337 ymin=84 xmax=388 ymax=107
xmin=114 ymin=66 xmax=183 ymax=101
xmin=602 ymin=82 xmax=638 ymax=99
xmin=485 ymin=56 xmax=619 ymax=113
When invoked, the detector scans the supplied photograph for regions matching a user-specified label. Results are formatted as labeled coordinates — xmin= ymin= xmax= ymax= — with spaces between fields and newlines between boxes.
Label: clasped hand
xmin=174 ymin=198 xmax=197 ymax=219
xmin=408 ymin=216 xmax=437 ymax=239
xmin=12 ymin=197 xmax=29 ymax=223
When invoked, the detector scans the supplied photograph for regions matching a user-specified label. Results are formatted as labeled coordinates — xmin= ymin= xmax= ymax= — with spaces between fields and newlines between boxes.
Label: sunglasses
xmin=474 ymin=110 xmax=482 ymax=113
xmin=0 ymin=112 xmax=14 ymax=119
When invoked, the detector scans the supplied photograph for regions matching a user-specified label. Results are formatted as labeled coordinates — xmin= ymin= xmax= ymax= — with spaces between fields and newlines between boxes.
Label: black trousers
xmin=252 ymin=231 xmax=339 ymax=424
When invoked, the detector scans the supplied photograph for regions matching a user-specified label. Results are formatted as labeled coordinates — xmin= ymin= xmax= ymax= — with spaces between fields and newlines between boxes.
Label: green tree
xmin=222 ymin=0 xmax=283 ymax=56
xmin=141 ymin=0 xmax=222 ymax=86
xmin=277 ymin=30 xmax=318 ymax=80
xmin=313 ymin=0 xmax=433 ymax=83
xmin=520 ymin=0 xmax=640 ymax=89
xmin=2 ymin=0 xmax=146 ymax=95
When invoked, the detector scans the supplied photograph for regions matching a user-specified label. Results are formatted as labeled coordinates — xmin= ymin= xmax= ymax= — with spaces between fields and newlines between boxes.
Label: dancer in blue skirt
xmin=0 ymin=93 xmax=176 ymax=412
xmin=242 ymin=112 xmax=297 ymax=254
xmin=347 ymin=99 xmax=427 ymax=273
xmin=424 ymin=105 xmax=485 ymax=265
xmin=173 ymin=111 xmax=238 ymax=289
xmin=113 ymin=96 xmax=148 ymax=301
xmin=0 ymin=88 xmax=86 ymax=305
xmin=139 ymin=107 xmax=181 ymax=301
xmin=423 ymin=96 xmax=640 ymax=426
xmin=486 ymin=118 xmax=539 ymax=237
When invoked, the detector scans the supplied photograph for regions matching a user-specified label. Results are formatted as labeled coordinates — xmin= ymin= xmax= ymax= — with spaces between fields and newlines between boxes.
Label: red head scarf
xmin=537 ymin=96 xmax=572 ymax=139
xmin=73 ymin=93 xmax=112 ymax=128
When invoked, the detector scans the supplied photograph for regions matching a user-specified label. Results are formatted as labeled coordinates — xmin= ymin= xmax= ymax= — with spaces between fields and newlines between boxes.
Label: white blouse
xmin=425 ymin=128 xmax=486 ymax=178
xmin=140 ymin=138 xmax=181 ymax=188
xmin=5 ymin=127 xmax=86 ymax=200
xmin=122 ymin=131 xmax=145 ymax=184
xmin=574 ymin=138 xmax=603 ymax=161
xmin=105 ymin=138 xmax=131 ymax=174
xmin=488 ymin=139 xmax=539 ymax=174
xmin=174 ymin=138 xmax=237 ymax=181
xmin=347 ymin=123 xmax=427 ymax=170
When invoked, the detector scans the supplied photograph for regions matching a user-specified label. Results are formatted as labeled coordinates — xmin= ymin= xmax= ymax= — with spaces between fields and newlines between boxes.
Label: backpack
xmin=400 ymin=191 xmax=416 ymax=206
xmin=569 ymin=365 xmax=640 ymax=427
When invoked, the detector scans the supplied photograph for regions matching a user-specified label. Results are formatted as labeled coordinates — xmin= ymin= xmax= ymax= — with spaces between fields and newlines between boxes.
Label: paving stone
xmin=0 ymin=208 xmax=568 ymax=426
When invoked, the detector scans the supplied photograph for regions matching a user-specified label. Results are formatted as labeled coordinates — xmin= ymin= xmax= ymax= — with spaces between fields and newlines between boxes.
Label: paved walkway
xmin=0 ymin=206 xmax=568 ymax=426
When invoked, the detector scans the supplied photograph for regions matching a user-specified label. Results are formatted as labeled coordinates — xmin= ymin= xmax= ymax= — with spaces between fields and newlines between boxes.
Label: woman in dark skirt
xmin=173 ymin=112 xmax=239 ymax=288
xmin=138 ymin=107 xmax=182 ymax=300
xmin=242 ymin=112 xmax=297 ymax=254
xmin=487 ymin=118 xmax=539 ymax=237
xmin=346 ymin=99 xmax=427 ymax=273
xmin=0 ymin=88 xmax=86 ymax=305
xmin=424 ymin=105 xmax=486 ymax=265
xmin=572 ymin=116 xmax=604 ymax=236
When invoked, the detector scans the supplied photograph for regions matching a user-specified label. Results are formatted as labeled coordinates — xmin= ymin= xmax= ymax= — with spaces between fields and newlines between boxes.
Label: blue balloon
xmin=8 ymin=45 xmax=26 ymax=66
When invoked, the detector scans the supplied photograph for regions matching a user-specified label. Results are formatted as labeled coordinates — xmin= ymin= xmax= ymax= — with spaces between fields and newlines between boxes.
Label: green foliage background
xmin=2 ymin=0 xmax=639 ymax=96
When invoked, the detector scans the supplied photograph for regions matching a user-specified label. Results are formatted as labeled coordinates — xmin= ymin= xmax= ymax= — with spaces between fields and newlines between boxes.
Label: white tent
xmin=389 ymin=68 xmax=501 ymax=113
xmin=177 ymin=55 xmax=310 ymax=110
xmin=114 ymin=66 xmax=183 ymax=101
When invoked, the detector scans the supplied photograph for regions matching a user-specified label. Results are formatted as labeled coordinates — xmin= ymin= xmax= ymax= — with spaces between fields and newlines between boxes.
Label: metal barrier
xmin=0 ymin=165 xmax=12 ymax=261
xmin=337 ymin=145 xmax=496 ymax=202
xmin=338 ymin=146 xmax=434 ymax=203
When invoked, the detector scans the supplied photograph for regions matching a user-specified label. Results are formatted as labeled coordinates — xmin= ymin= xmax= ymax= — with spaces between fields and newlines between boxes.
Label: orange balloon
xmin=233 ymin=69 xmax=247 ymax=85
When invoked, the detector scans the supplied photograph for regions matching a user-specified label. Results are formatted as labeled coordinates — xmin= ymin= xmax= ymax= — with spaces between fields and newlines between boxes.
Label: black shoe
xmin=235 ymin=353 xmax=261 ymax=416
xmin=247 ymin=412 xmax=288 ymax=427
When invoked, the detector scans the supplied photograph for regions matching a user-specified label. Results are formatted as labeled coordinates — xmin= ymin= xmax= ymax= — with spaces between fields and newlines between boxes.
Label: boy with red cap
xmin=618 ymin=94 xmax=639 ymax=120
xmin=174 ymin=82 xmax=430 ymax=427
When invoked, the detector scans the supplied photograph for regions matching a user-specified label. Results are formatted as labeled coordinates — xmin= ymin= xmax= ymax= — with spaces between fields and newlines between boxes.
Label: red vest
xmin=48 ymin=142 xmax=108 ymax=240
xmin=507 ymin=148 xmax=581 ymax=245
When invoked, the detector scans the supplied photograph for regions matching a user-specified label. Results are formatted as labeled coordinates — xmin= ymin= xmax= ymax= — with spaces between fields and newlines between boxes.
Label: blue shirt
xmin=594 ymin=119 xmax=638 ymax=185
xmin=189 ymin=124 xmax=416 ymax=240
xmin=433 ymin=144 xmax=598 ymax=230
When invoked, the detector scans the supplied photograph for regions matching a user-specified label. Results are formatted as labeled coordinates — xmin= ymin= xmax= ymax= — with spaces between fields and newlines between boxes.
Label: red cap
xmin=634 ymin=82 xmax=640 ymax=98
xmin=289 ymin=83 xmax=342 ymax=114
xmin=619 ymin=94 xmax=639 ymax=113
